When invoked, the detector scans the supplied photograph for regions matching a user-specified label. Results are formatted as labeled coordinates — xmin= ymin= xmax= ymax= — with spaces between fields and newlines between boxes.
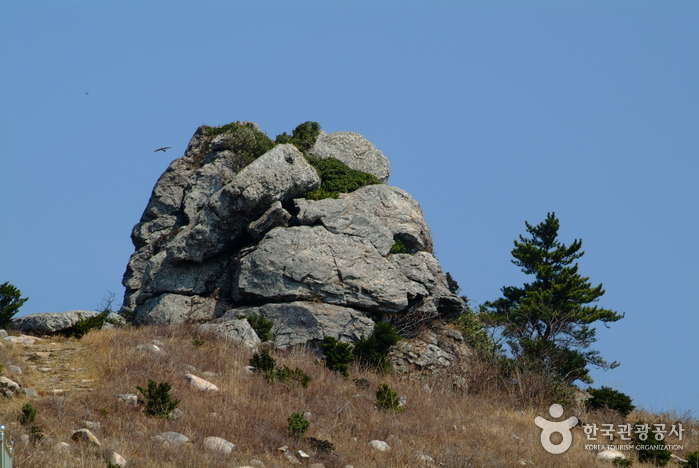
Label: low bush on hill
xmin=276 ymin=121 xmax=322 ymax=154
xmin=304 ymin=156 xmax=380 ymax=200
xmin=320 ymin=336 xmax=354 ymax=377
xmin=353 ymin=322 xmax=401 ymax=372
xmin=586 ymin=386 xmax=635 ymax=417
xmin=136 ymin=379 xmax=180 ymax=419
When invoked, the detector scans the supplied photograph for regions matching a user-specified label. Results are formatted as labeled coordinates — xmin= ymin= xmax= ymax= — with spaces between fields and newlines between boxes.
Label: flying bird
xmin=154 ymin=147 xmax=171 ymax=152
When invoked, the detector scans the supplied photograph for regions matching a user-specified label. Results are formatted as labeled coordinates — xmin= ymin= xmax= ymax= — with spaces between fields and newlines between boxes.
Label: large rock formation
xmin=121 ymin=122 xmax=465 ymax=370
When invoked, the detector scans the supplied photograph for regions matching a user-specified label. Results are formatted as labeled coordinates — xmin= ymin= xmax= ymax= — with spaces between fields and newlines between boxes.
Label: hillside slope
xmin=1 ymin=325 xmax=696 ymax=467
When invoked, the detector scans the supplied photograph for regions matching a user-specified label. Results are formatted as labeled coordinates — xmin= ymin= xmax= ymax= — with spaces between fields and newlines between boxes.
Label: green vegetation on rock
xmin=304 ymin=155 xmax=380 ymax=200
xmin=275 ymin=121 xmax=321 ymax=154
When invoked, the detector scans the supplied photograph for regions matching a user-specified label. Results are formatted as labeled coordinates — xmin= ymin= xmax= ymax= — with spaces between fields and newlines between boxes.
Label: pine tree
xmin=0 ymin=282 xmax=28 ymax=328
xmin=485 ymin=213 xmax=623 ymax=384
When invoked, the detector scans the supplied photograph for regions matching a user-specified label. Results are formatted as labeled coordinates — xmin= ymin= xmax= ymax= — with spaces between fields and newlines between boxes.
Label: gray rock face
xmin=199 ymin=318 xmax=261 ymax=350
xmin=215 ymin=302 xmax=375 ymax=349
xmin=122 ymin=121 xmax=464 ymax=364
xmin=166 ymin=144 xmax=320 ymax=263
xmin=388 ymin=321 xmax=471 ymax=389
xmin=9 ymin=311 xmax=124 ymax=335
xmin=312 ymin=131 xmax=390 ymax=183
xmin=235 ymin=225 xmax=417 ymax=313
xmin=136 ymin=293 xmax=223 ymax=325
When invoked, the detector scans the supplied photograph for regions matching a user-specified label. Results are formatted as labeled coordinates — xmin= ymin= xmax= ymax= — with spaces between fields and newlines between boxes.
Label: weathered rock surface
xmin=166 ymin=143 xmax=320 ymax=263
xmin=312 ymin=131 xmax=390 ymax=183
xmin=10 ymin=311 xmax=123 ymax=335
xmin=157 ymin=431 xmax=190 ymax=446
xmin=71 ymin=429 xmax=101 ymax=447
xmin=184 ymin=373 xmax=219 ymax=391
xmin=369 ymin=440 xmax=391 ymax=452
xmin=107 ymin=450 xmax=128 ymax=467
xmin=199 ymin=318 xmax=261 ymax=350
xmin=203 ymin=436 xmax=236 ymax=454
xmin=596 ymin=449 xmax=626 ymax=462
xmin=121 ymin=121 xmax=465 ymax=363
xmin=1 ymin=376 xmax=21 ymax=397
xmin=2 ymin=335 xmax=37 ymax=345
xmin=389 ymin=321 xmax=471 ymax=389
xmin=234 ymin=225 xmax=418 ymax=313
xmin=213 ymin=302 xmax=374 ymax=349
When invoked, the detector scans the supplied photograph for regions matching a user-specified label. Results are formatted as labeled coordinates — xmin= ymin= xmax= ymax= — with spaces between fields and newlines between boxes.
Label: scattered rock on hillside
xmin=53 ymin=441 xmax=71 ymax=452
xmin=117 ymin=393 xmax=138 ymax=406
xmin=157 ymin=431 xmax=190 ymax=446
xmin=596 ymin=449 xmax=626 ymax=462
xmin=369 ymin=440 xmax=390 ymax=452
xmin=203 ymin=436 xmax=236 ymax=454
xmin=2 ymin=335 xmax=38 ymax=345
xmin=9 ymin=311 xmax=123 ymax=335
xmin=106 ymin=450 xmax=128 ymax=467
xmin=185 ymin=373 xmax=219 ymax=391
xmin=71 ymin=429 xmax=101 ymax=447
xmin=1 ymin=376 xmax=20 ymax=397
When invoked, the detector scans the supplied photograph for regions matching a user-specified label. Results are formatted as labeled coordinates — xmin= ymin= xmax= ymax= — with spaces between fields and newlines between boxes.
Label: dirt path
xmin=9 ymin=337 xmax=97 ymax=396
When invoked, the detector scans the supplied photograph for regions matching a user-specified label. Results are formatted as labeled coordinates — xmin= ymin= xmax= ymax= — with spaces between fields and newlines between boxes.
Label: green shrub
xmin=136 ymin=380 xmax=180 ymax=419
xmin=682 ymin=451 xmax=699 ymax=468
xmin=19 ymin=403 xmax=37 ymax=424
xmin=203 ymin=121 xmax=274 ymax=166
xmin=60 ymin=311 xmax=109 ymax=339
xmin=265 ymin=365 xmax=311 ymax=388
xmin=454 ymin=302 xmax=492 ymax=353
xmin=0 ymin=281 xmax=28 ymax=328
xmin=304 ymin=156 xmax=380 ymax=200
xmin=275 ymin=121 xmax=321 ymax=154
xmin=633 ymin=422 xmax=672 ymax=466
xmin=375 ymin=383 xmax=403 ymax=412
xmin=612 ymin=458 xmax=633 ymax=467
xmin=353 ymin=321 xmax=401 ymax=371
xmin=249 ymin=349 xmax=276 ymax=372
xmin=320 ymin=336 xmax=354 ymax=377
xmin=246 ymin=314 xmax=274 ymax=342
xmin=388 ymin=238 xmax=409 ymax=255
xmin=586 ymin=386 xmax=635 ymax=417
xmin=250 ymin=349 xmax=311 ymax=387
xmin=287 ymin=412 xmax=310 ymax=438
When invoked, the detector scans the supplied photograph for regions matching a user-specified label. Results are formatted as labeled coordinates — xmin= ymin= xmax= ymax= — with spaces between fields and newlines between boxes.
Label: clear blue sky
xmin=1 ymin=1 xmax=697 ymax=415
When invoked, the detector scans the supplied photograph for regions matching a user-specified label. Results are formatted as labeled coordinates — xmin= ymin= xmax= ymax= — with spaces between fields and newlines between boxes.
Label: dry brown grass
xmin=1 ymin=325 xmax=697 ymax=467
